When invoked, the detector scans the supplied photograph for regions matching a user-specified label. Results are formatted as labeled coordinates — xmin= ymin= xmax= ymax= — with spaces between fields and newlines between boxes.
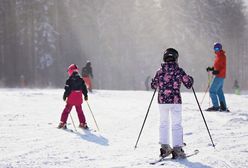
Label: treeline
xmin=0 ymin=0 xmax=87 ymax=87
xmin=0 ymin=0 xmax=247 ymax=91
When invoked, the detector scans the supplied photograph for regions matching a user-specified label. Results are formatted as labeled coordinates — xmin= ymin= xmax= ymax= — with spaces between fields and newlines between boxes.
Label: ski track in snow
xmin=0 ymin=88 xmax=248 ymax=168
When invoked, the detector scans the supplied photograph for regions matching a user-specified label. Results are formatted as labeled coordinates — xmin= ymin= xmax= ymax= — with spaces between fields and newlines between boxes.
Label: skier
xmin=81 ymin=61 xmax=93 ymax=92
xmin=233 ymin=79 xmax=240 ymax=95
xmin=151 ymin=48 xmax=194 ymax=159
xmin=58 ymin=64 xmax=89 ymax=129
xmin=206 ymin=42 xmax=229 ymax=112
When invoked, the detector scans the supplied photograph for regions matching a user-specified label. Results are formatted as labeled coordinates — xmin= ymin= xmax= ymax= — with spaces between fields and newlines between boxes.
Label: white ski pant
xmin=159 ymin=104 xmax=183 ymax=147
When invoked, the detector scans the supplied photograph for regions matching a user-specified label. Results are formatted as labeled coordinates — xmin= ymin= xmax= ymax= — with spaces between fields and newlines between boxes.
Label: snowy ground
xmin=0 ymin=88 xmax=248 ymax=168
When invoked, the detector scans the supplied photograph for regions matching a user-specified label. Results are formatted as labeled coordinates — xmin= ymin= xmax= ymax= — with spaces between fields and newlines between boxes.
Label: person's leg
xmin=75 ymin=105 xmax=86 ymax=125
xmin=209 ymin=77 xmax=221 ymax=108
xmin=159 ymin=104 xmax=173 ymax=157
xmin=159 ymin=104 xmax=170 ymax=145
xmin=170 ymin=104 xmax=183 ymax=147
xmin=60 ymin=104 xmax=73 ymax=123
xmin=216 ymin=78 xmax=227 ymax=110
xmin=170 ymin=104 xmax=186 ymax=159
xmin=58 ymin=104 xmax=73 ymax=128
xmin=88 ymin=78 xmax=92 ymax=92
xmin=82 ymin=76 xmax=91 ymax=91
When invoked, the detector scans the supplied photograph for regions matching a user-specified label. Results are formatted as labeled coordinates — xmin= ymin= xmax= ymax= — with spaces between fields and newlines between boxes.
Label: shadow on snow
xmin=176 ymin=159 xmax=212 ymax=168
xmin=76 ymin=131 xmax=109 ymax=146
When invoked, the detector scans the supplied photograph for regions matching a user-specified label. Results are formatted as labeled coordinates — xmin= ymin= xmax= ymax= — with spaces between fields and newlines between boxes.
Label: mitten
xmin=212 ymin=70 xmax=219 ymax=75
xmin=206 ymin=67 xmax=214 ymax=72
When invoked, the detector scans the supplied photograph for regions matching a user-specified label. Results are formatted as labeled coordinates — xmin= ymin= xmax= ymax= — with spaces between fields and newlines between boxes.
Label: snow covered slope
xmin=0 ymin=89 xmax=247 ymax=168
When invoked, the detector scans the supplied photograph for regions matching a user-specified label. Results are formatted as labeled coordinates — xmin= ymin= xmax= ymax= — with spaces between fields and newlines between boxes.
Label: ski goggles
xmin=214 ymin=47 xmax=221 ymax=52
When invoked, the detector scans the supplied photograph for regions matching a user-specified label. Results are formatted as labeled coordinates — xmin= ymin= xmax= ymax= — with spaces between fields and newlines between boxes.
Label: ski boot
xmin=172 ymin=146 xmax=186 ymax=159
xmin=57 ymin=122 xmax=67 ymax=129
xmin=79 ymin=123 xmax=89 ymax=130
xmin=219 ymin=102 xmax=230 ymax=112
xmin=160 ymin=144 xmax=173 ymax=158
xmin=206 ymin=106 xmax=219 ymax=111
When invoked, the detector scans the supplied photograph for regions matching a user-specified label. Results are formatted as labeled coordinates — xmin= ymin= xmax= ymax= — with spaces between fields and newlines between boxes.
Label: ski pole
xmin=200 ymin=72 xmax=212 ymax=105
xmin=86 ymin=101 xmax=100 ymax=131
xmin=200 ymin=84 xmax=210 ymax=105
xmin=208 ymin=74 xmax=213 ymax=107
xmin=134 ymin=88 xmax=157 ymax=149
xmin=192 ymin=86 xmax=215 ymax=148
xmin=69 ymin=113 xmax=77 ymax=132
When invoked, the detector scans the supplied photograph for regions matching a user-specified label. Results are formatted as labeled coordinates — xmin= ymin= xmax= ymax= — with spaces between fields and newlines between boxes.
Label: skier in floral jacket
xmin=151 ymin=48 xmax=194 ymax=159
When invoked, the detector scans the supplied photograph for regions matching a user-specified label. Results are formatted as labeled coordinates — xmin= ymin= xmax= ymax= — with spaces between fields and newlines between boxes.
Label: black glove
xmin=63 ymin=94 xmax=66 ymax=101
xmin=84 ymin=96 xmax=88 ymax=101
xmin=206 ymin=67 xmax=214 ymax=72
xmin=212 ymin=70 xmax=219 ymax=75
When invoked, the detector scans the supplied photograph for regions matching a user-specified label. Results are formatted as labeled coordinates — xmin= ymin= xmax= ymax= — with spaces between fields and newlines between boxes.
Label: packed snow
xmin=0 ymin=88 xmax=248 ymax=168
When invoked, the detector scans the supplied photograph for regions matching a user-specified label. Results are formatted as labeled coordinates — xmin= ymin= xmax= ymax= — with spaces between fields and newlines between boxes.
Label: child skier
xmin=151 ymin=48 xmax=194 ymax=159
xmin=58 ymin=64 xmax=89 ymax=129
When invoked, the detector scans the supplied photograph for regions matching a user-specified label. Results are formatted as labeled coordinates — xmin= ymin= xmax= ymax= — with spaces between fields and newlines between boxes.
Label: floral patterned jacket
xmin=151 ymin=62 xmax=193 ymax=104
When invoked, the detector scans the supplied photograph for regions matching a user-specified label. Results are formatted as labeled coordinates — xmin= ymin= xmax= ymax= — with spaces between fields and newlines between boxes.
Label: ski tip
xmin=81 ymin=127 xmax=97 ymax=133
xmin=57 ymin=126 xmax=74 ymax=132
xmin=194 ymin=149 xmax=200 ymax=153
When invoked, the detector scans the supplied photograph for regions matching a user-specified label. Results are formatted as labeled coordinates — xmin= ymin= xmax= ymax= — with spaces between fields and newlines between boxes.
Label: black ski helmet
xmin=163 ymin=48 xmax=179 ymax=62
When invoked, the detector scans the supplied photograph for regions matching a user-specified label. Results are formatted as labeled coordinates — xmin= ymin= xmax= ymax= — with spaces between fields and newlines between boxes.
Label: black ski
xmin=57 ymin=126 xmax=74 ymax=132
xmin=150 ymin=157 xmax=166 ymax=165
xmin=150 ymin=149 xmax=199 ymax=165
xmin=64 ymin=128 xmax=74 ymax=132
xmin=57 ymin=126 xmax=96 ymax=133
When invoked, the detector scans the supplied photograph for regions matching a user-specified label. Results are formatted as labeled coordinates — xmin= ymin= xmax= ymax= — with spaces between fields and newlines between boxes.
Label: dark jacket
xmin=81 ymin=64 xmax=93 ymax=78
xmin=63 ymin=72 xmax=88 ymax=105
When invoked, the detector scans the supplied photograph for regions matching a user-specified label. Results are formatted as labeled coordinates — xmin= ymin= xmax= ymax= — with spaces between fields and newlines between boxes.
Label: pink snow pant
xmin=60 ymin=104 xmax=86 ymax=124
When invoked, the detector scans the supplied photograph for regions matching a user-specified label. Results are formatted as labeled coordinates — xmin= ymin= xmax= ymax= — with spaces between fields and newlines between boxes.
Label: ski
xmin=159 ymin=149 xmax=199 ymax=165
xmin=57 ymin=126 xmax=74 ymax=132
xmin=205 ymin=110 xmax=230 ymax=113
xmin=64 ymin=128 xmax=74 ymax=132
xmin=57 ymin=126 xmax=96 ymax=133
xmin=150 ymin=157 xmax=166 ymax=165
xmin=80 ymin=127 xmax=97 ymax=132
xmin=185 ymin=149 xmax=199 ymax=158
xmin=150 ymin=149 xmax=199 ymax=165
